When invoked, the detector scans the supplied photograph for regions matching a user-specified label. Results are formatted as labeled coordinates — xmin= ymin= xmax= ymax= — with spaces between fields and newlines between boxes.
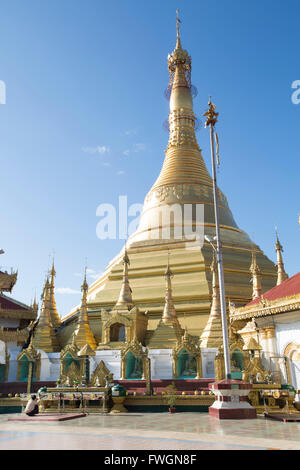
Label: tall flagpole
xmin=204 ymin=98 xmax=231 ymax=380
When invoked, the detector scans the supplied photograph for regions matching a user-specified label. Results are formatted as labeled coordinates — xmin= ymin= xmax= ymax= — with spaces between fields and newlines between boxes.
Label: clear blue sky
xmin=1 ymin=0 xmax=299 ymax=316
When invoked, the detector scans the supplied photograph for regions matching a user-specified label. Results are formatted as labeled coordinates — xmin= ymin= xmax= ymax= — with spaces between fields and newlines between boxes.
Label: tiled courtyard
xmin=0 ymin=412 xmax=300 ymax=450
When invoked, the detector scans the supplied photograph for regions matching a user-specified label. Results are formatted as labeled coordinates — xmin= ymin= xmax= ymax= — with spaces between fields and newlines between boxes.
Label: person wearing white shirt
xmin=24 ymin=394 xmax=40 ymax=416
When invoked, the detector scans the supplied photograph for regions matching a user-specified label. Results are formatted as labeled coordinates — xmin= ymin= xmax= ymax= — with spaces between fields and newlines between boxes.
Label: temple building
xmin=230 ymin=238 xmax=300 ymax=390
xmin=39 ymin=19 xmax=278 ymax=385
xmin=0 ymin=250 xmax=37 ymax=383
xmin=3 ymin=18 xmax=298 ymax=398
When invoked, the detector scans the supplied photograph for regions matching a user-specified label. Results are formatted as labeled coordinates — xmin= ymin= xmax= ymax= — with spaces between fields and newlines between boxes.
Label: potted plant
xmin=164 ymin=382 xmax=178 ymax=413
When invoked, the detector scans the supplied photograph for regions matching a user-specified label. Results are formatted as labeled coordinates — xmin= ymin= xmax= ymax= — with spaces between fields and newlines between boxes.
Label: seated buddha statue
xmin=182 ymin=355 xmax=197 ymax=377
xmin=129 ymin=357 xmax=143 ymax=379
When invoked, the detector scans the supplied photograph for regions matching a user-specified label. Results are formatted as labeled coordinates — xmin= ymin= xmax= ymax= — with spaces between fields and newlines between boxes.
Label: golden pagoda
xmin=62 ymin=15 xmax=277 ymax=340
xmin=73 ymin=271 xmax=97 ymax=350
xmin=32 ymin=277 xmax=60 ymax=353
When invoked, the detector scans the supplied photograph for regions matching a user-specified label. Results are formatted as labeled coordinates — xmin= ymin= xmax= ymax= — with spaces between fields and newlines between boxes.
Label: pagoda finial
xmin=250 ymin=250 xmax=262 ymax=300
xmin=275 ymin=230 xmax=288 ymax=285
xmin=50 ymin=256 xmax=56 ymax=278
xmin=81 ymin=266 xmax=88 ymax=293
xmin=176 ymin=9 xmax=182 ymax=48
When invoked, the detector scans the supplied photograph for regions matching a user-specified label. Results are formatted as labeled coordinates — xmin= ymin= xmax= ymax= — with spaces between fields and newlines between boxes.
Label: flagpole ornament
xmin=204 ymin=97 xmax=219 ymax=128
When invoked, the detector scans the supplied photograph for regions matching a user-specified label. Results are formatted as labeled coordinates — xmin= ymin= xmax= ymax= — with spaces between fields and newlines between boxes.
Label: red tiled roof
xmin=0 ymin=294 xmax=30 ymax=311
xmin=247 ymin=272 xmax=300 ymax=307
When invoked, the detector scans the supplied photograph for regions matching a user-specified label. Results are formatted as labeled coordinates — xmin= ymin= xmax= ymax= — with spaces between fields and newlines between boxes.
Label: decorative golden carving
xmin=0 ymin=327 xmax=29 ymax=344
xmin=172 ymin=330 xmax=202 ymax=379
xmin=60 ymin=332 xmax=84 ymax=379
xmin=242 ymin=354 xmax=270 ymax=384
xmin=284 ymin=342 xmax=300 ymax=386
xmin=17 ymin=339 xmax=41 ymax=382
xmin=120 ymin=339 xmax=150 ymax=390
xmin=231 ymin=293 xmax=300 ymax=321
xmin=90 ymin=360 xmax=114 ymax=387
xmin=0 ymin=309 xmax=36 ymax=320
xmin=203 ymin=97 xmax=218 ymax=128
xmin=0 ymin=270 xmax=17 ymax=292
xmin=214 ymin=352 xmax=225 ymax=381
xmin=216 ymin=321 xmax=250 ymax=380
xmin=60 ymin=332 xmax=80 ymax=359
xmin=61 ymin=361 xmax=83 ymax=386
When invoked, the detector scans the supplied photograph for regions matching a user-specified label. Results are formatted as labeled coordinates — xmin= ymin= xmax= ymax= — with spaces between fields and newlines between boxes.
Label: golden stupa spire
xmin=32 ymin=276 xmax=60 ymax=352
xmin=147 ymin=252 xmax=183 ymax=348
xmin=162 ymin=252 xmax=177 ymax=322
xmin=130 ymin=12 xmax=225 ymax=244
xmin=250 ymin=251 xmax=262 ymax=300
xmin=48 ymin=258 xmax=61 ymax=329
xmin=73 ymin=269 xmax=97 ymax=350
xmin=200 ymin=250 xmax=223 ymax=348
xmin=275 ymin=231 xmax=288 ymax=285
xmin=115 ymin=244 xmax=134 ymax=310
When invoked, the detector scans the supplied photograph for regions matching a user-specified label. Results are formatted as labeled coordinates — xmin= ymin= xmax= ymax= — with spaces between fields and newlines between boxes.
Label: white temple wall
xmin=94 ymin=350 xmax=121 ymax=380
xmin=276 ymin=321 xmax=300 ymax=388
xmin=0 ymin=341 xmax=5 ymax=365
xmin=6 ymin=343 xmax=22 ymax=382
xmin=38 ymin=351 xmax=60 ymax=382
xmin=275 ymin=321 xmax=300 ymax=356
xmin=148 ymin=349 xmax=173 ymax=379
xmin=201 ymin=348 xmax=218 ymax=378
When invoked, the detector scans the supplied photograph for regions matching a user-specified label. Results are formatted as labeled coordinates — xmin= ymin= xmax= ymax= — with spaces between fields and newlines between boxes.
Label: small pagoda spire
xmin=275 ymin=231 xmax=288 ymax=285
xmin=162 ymin=253 xmax=177 ymax=323
xmin=31 ymin=294 xmax=39 ymax=317
xmin=115 ymin=245 xmax=134 ymax=310
xmin=32 ymin=276 xmax=60 ymax=352
xmin=73 ymin=269 xmax=97 ymax=350
xmin=200 ymin=250 xmax=223 ymax=348
xmin=147 ymin=252 xmax=183 ymax=349
xmin=48 ymin=258 xmax=61 ymax=329
xmin=250 ymin=251 xmax=262 ymax=300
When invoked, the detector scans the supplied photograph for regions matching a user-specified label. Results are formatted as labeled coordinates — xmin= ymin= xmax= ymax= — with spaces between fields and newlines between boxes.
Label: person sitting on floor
xmin=24 ymin=394 xmax=40 ymax=416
